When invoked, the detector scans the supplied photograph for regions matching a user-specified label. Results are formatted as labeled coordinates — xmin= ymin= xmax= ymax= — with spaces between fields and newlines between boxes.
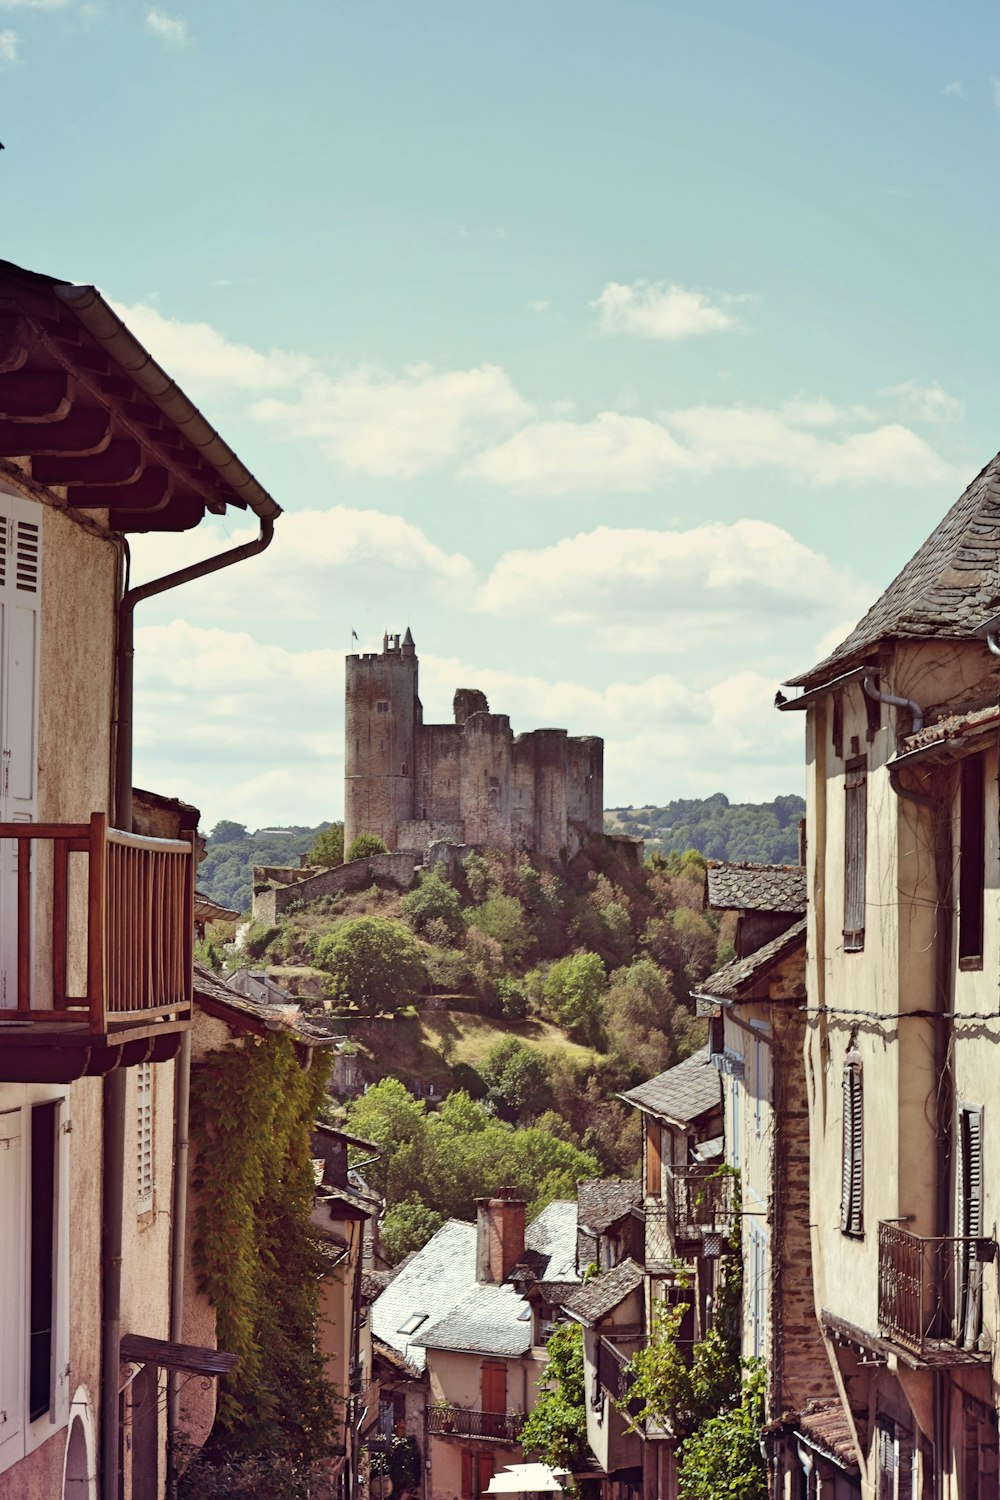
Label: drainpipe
xmin=863 ymin=671 xmax=923 ymax=735
xmin=102 ymin=516 xmax=276 ymax=1500
xmin=887 ymin=762 xmax=952 ymax=1500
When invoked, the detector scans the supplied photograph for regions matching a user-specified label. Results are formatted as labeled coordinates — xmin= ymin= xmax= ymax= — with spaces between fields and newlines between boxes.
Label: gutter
xmin=99 ymin=409 xmax=278 ymax=1500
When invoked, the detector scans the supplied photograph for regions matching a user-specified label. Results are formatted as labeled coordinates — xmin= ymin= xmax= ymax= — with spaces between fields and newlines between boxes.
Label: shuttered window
xmin=841 ymin=1056 xmax=864 ymax=1236
xmin=957 ymin=1105 xmax=984 ymax=1348
xmin=136 ymin=1062 xmax=154 ymax=1214
xmin=959 ymin=756 xmax=985 ymax=965
xmin=645 ymin=1118 xmax=662 ymax=1197
xmin=844 ymin=759 xmax=867 ymax=952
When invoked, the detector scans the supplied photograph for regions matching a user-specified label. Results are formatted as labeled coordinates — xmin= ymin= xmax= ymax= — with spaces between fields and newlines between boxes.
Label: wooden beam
xmin=0 ymin=371 xmax=69 ymax=422
xmin=0 ymin=407 xmax=111 ymax=457
xmin=110 ymin=493 xmax=206 ymax=532
xmin=68 ymin=466 xmax=170 ymax=511
xmin=32 ymin=438 xmax=143 ymax=487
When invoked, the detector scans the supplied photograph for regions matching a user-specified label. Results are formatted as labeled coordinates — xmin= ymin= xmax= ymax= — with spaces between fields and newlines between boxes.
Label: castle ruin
xmin=344 ymin=630 xmax=604 ymax=859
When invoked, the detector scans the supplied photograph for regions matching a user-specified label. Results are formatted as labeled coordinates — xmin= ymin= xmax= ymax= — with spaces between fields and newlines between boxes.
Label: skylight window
xmin=517 ymin=1306 xmax=532 ymax=1322
xmin=397 ymin=1312 xmax=429 ymax=1336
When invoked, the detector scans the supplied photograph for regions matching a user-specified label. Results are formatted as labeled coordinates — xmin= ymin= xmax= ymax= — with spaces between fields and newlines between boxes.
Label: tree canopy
xmin=307 ymin=823 xmax=344 ymax=868
xmin=314 ymin=917 xmax=425 ymax=1017
xmin=519 ymin=1321 xmax=588 ymax=1472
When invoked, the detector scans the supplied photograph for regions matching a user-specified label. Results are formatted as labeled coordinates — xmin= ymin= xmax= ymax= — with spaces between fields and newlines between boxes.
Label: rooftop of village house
xmin=696 ymin=917 xmax=807 ymax=1004
xmin=618 ymin=1045 xmax=720 ymax=1127
xmin=705 ymin=861 xmax=806 ymax=915
xmin=785 ymin=451 xmax=1000 ymax=690
xmin=559 ymin=1257 xmax=645 ymax=1327
xmin=575 ymin=1179 xmax=642 ymax=1237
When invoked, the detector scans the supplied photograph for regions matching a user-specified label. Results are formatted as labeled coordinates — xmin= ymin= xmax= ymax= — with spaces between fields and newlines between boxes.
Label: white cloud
xmin=883 ymin=379 xmax=963 ymax=424
xmin=0 ymin=27 xmax=19 ymax=60
xmin=252 ymin=363 xmax=532 ymax=479
xmin=592 ymin=280 xmax=738 ymax=339
xmin=527 ymin=299 xmax=550 ymax=313
xmin=944 ymin=80 xmax=965 ymax=97
xmin=479 ymin=520 xmax=869 ymax=656
xmin=464 ymin=412 xmax=694 ymax=493
xmin=128 ymin=505 xmax=477 ymax=629
xmin=467 ymin=401 xmax=956 ymax=494
xmin=0 ymin=0 xmax=66 ymax=8
xmin=111 ymin=301 xmax=310 ymax=392
xmin=146 ymin=7 xmax=187 ymax=45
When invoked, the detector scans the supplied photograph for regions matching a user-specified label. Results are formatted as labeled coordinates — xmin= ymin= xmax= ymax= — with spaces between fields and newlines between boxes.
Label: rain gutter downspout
xmin=103 ymin=516 xmax=276 ymax=1500
xmin=887 ymin=761 xmax=952 ymax=1500
xmin=863 ymin=671 xmax=923 ymax=735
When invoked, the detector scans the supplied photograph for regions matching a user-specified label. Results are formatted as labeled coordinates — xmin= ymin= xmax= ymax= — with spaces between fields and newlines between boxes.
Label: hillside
xmin=606 ymin=791 xmax=804 ymax=862
xmin=198 ymin=820 xmax=333 ymax=911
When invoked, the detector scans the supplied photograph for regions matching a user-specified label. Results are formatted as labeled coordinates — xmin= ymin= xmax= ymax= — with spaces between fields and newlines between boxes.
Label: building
xmin=0 ymin=257 xmax=279 ymax=1500
xmin=344 ymin=630 xmax=604 ymax=859
xmin=777 ymin=454 xmax=1000 ymax=1498
xmin=371 ymin=1193 xmax=579 ymax=1500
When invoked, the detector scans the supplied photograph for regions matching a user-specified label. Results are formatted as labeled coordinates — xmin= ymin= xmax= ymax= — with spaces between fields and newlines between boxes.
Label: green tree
xmin=314 ymin=917 xmax=425 ymax=1017
xmin=210 ymin=819 xmax=249 ymax=844
xmin=345 ymin=1078 xmax=428 ymax=1201
xmin=308 ymin=823 xmax=344 ymax=867
xmin=677 ymin=1365 xmax=766 ymax=1500
xmin=465 ymin=891 xmax=533 ymax=966
xmin=604 ymin=959 xmax=703 ymax=1086
xmin=543 ymin=952 xmax=606 ymax=1045
xmin=402 ymin=866 xmax=465 ymax=943
xmin=519 ymin=1321 xmax=588 ymax=1473
xmin=346 ymin=832 xmax=389 ymax=861
xmin=480 ymin=1036 xmax=550 ymax=1122
xmin=380 ymin=1200 xmax=444 ymax=1264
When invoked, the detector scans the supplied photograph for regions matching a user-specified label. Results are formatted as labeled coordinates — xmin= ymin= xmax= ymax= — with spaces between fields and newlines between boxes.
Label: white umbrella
xmin=486 ymin=1462 xmax=568 ymax=1494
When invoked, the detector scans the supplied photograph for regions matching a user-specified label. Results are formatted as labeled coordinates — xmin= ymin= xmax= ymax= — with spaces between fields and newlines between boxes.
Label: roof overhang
xmin=777 ymin=663 xmax=873 ymax=711
xmin=0 ymin=259 xmax=280 ymax=533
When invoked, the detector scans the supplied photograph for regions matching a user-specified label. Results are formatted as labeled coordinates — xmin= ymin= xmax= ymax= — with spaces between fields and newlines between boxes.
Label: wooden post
xmin=16 ymin=832 xmax=31 ymax=1013
xmin=52 ymin=837 xmax=68 ymax=1010
xmin=88 ymin=811 xmax=107 ymax=1035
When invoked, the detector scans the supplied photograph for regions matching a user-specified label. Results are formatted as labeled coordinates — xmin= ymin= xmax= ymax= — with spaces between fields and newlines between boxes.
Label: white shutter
xmin=0 ymin=490 xmax=41 ymax=1011
xmin=0 ymin=1109 xmax=25 ymax=1462
xmin=136 ymin=1063 xmax=154 ymax=1214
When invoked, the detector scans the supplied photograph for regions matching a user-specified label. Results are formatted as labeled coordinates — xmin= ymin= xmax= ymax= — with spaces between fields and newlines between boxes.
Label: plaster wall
xmin=425 ymin=1347 xmax=543 ymax=1500
xmin=583 ymin=1292 xmax=643 ymax=1476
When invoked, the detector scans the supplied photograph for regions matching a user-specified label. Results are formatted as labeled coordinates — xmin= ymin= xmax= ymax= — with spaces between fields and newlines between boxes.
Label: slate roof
xmin=786 ymin=454 xmax=1000 ymax=689
xmin=697 ymin=919 xmax=807 ymax=1002
xmin=561 ymin=1259 xmax=645 ymax=1327
xmin=371 ymin=1203 xmax=579 ymax=1367
xmin=619 ymin=1046 xmax=721 ymax=1126
xmin=577 ymin=1180 xmax=642 ymax=1236
xmin=706 ymin=862 xmax=806 ymax=915
xmin=192 ymin=963 xmax=330 ymax=1046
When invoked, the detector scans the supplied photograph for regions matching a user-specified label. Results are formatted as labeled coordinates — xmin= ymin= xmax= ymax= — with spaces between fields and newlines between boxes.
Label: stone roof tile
xmin=619 ymin=1047 xmax=721 ymax=1126
xmin=576 ymin=1180 xmax=642 ymax=1236
xmin=706 ymin=862 xmax=806 ymax=915
xmin=697 ymin=919 xmax=807 ymax=1002
xmin=560 ymin=1259 xmax=645 ymax=1326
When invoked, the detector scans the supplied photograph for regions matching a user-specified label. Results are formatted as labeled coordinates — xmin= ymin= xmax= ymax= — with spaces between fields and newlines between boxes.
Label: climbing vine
xmin=187 ymin=1035 xmax=335 ymax=1463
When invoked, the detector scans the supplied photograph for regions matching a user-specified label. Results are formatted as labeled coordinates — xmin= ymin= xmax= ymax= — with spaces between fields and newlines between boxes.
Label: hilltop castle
xmin=344 ymin=630 xmax=604 ymax=859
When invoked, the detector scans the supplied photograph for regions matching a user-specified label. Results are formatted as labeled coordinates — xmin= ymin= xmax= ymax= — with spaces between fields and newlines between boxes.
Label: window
xmin=730 ymin=1075 xmax=741 ymax=1171
xmin=136 ymin=1062 xmax=154 ymax=1215
xmin=957 ymin=1105 xmax=984 ymax=1348
xmin=844 ymin=758 xmax=867 ymax=952
xmin=876 ymin=1417 xmax=913 ymax=1500
xmin=0 ymin=1086 xmax=70 ymax=1475
xmin=958 ymin=756 xmax=985 ymax=966
xmin=841 ymin=1055 xmax=864 ymax=1236
xmin=376 ymin=701 xmax=389 ymax=715
xmin=461 ymin=1450 xmax=495 ymax=1498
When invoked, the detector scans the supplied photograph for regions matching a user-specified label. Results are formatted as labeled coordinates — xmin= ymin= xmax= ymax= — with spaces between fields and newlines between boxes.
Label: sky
xmin=3 ymin=0 xmax=1000 ymax=831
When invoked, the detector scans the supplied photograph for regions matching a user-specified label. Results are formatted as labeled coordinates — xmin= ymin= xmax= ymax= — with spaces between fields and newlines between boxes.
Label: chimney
xmin=475 ymin=1188 xmax=527 ymax=1284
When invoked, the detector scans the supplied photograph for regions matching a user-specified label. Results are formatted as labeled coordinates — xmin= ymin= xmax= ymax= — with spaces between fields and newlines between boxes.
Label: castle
xmin=344 ymin=630 xmax=604 ymax=859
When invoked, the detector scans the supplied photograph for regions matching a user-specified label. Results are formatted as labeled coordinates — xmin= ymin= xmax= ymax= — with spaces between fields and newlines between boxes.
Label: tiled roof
xmin=561 ymin=1259 xmax=644 ymax=1326
xmin=577 ymin=1180 xmax=642 ymax=1236
xmin=706 ymin=862 xmax=806 ymax=915
xmin=372 ymin=1336 xmax=421 ymax=1378
xmin=900 ymin=702 xmax=1000 ymax=756
xmin=786 ymin=455 xmax=1000 ymax=689
xmin=697 ymin=919 xmax=807 ymax=1002
xmin=371 ymin=1221 xmax=478 ymax=1371
xmin=794 ymin=1401 xmax=859 ymax=1472
xmin=619 ymin=1047 xmax=721 ymax=1126
xmin=414 ymin=1282 xmax=533 ymax=1357
xmin=525 ymin=1199 xmax=579 ymax=1280
xmin=192 ymin=963 xmax=330 ymax=1046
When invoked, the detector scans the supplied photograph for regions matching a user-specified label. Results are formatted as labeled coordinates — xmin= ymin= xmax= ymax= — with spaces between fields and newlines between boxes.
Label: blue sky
xmin=4 ymin=0 xmax=1000 ymax=829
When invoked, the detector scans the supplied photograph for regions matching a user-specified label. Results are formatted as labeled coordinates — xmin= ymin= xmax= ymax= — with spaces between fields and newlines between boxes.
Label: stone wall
xmin=252 ymin=851 xmax=421 ymax=921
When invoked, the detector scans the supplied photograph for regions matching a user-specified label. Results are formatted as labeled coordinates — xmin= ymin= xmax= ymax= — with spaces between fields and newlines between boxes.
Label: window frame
xmin=840 ymin=1054 xmax=864 ymax=1238
xmin=0 ymin=1082 xmax=71 ymax=1478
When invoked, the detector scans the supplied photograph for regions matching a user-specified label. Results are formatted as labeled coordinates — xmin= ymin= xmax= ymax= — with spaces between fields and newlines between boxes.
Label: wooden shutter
xmin=481 ymin=1361 xmax=506 ymax=1414
xmin=958 ymin=1106 xmax=984 ymax=1347
xmin=0 ymin=1110 xmax=24 ymax=1463
xmin=841 ymin=1057 xmax=863 ymax=1236
xmin=476 ymin=1453 xmax=495 ymax=1497
xmin=645 ymin=1119 xmax=662 ymax=1196
xmin=136 ymin=1062 xmax=154 ymax=1214
xmin=461 ymin=1450 xmax=474 ymax=1500
xmin=959 ymin=757 xmax=986 ymax=962
xmin=843 ymin=759 xmax=867 ymax=951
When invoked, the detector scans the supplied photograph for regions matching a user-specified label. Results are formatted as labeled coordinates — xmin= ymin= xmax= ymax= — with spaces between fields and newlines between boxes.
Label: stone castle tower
xmin=344 ymin=630 xmax=603 ymax=859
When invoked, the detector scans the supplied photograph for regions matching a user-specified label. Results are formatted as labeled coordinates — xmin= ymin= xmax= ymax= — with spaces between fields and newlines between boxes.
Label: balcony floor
xmin=0 ymin=1017 xmax=187 ymax=1080
xmin=822 ymin=1309 xmax=991 ymax=1371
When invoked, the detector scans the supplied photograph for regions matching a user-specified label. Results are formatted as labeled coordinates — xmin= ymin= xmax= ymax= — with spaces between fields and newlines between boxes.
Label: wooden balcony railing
xmin=0 ymin=812 xmax=194 ymax=1034
xmin=878 ymin=1222 xmax=993 ymax=1358
xmin=427 ymin=1405 xmax=524 ymax=1442
xmin=645 ymin=1167 xmax=735 ymax=1265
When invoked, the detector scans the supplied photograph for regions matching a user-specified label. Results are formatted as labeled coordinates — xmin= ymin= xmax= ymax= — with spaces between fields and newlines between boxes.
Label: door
xmin=481 ymin=1360 xmax=506 ymax=1439
xmin=0 ymin=488 xmax=41 ymax=1010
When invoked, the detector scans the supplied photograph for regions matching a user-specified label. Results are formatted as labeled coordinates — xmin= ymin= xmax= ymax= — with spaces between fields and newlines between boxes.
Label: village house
xmin=0 ymin=256 xmax=279 ymax=1500
xmin=777 ymin=454 xmax=1000 ymax=1498
xmin=371 ymin=1192 xmax=578 ymax=1500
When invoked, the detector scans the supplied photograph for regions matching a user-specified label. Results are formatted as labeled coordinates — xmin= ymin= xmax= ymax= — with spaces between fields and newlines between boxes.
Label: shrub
xmin=314 ymin=917 xmax=425 ymax=1018
xmin=346 ymin=832 xmax=389 ymax=862
xmin=402 ymin=867 xmax=464 ymax=943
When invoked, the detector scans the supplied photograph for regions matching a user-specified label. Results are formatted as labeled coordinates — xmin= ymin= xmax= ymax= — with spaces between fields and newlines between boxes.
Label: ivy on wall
xmin=188 ymin=1035 xmax=336 ymax=1462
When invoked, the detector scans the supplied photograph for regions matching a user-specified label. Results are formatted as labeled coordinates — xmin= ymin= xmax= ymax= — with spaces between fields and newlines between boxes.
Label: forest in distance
xmin=198 ymin=792 xmax=805 ymax=913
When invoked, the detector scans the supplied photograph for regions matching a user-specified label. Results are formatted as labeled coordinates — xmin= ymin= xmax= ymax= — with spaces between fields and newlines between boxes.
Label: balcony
xmin=877 ymin=1222 xmax=993 ymax=1365
xmin=0 ymin=813 xmax=194 ymax=1080
xmin=645 ymin=1166 xmax=736 ymax=1266
xmin=427 ymin=1405 xmax=524 ymax=1443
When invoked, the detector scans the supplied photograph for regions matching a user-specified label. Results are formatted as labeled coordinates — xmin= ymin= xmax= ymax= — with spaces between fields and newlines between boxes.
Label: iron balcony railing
xmin=596 ymin=1335 xmax=637 ymax=1405
xmin=0 ymin=812 xmax=194 ymax=1032
xmin=644 ymin=1166 xmax=735 ymax=1266
xmin=427 ymin=1405 xmax=524 ymax=1442
xmin=877 ymin=1221 xmax=993 ymax=1358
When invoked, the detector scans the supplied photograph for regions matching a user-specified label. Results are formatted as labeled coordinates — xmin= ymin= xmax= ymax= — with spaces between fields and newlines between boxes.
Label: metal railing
xmin=427 ymin=1405 xmax=524 ymax=1442
xmin=597 ymin=1335 xmax=636 ymax=1404
xmin=0 ymin=812 xmax=194 ymax=1032
xmin=877 ymin=1221 xmax=990 ymax=1356
xmin=644 ymin=1167 xmax=735 ymax=1266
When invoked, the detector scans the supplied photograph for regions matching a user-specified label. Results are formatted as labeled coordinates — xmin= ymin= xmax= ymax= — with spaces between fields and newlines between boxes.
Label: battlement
xmin=344 ymin=630 xmax=603 ymax=859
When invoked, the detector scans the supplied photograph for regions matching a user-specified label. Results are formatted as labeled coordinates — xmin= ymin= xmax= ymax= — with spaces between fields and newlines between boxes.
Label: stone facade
xmin=344 ymin=630 xmax=604 ymax=859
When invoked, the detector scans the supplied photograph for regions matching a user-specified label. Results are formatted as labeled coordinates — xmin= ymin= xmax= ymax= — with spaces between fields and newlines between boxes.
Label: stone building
xmin=344 ymin=630 xmax=604 ymax=859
